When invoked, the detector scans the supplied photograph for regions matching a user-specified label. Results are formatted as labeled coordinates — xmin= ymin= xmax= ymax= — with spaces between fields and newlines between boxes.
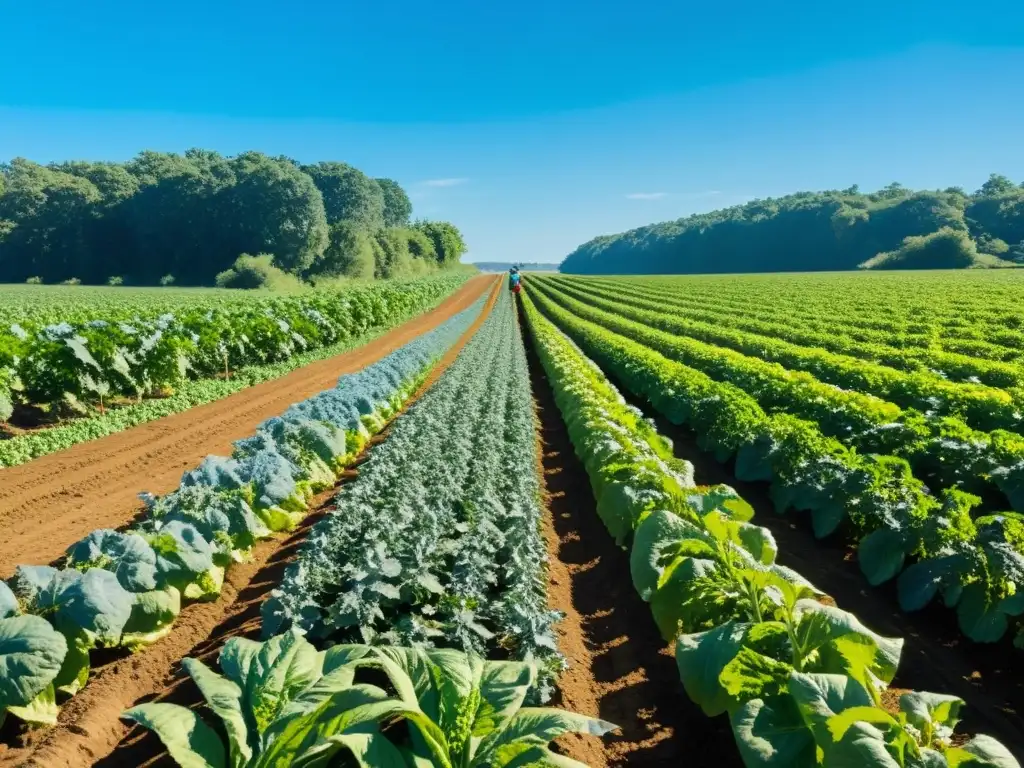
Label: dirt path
xmin=526 ymin=331 xmax=743 ymax=767
xmin=0 ymin=275 xmax=493 ymax=579
xmin=612 ymin=393 xmax=1024 ymax=761
xmin=0 ymin=279 xmax=501 ymax=768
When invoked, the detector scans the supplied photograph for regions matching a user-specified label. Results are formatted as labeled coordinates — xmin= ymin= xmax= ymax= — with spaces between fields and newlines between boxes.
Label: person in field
xmin=508 ymin=267 xmax=522 ymax=294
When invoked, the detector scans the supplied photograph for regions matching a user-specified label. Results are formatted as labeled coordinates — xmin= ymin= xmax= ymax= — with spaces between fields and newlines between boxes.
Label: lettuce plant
xmin=124 ymin=629 xmax=615 ymax=768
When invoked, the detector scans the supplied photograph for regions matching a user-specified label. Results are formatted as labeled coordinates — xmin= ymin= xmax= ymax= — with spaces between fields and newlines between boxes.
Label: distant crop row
xmin=527 ymin=277 xmax=1024 ymax=648
xmin=0 ymin=273 xmax=468 ymax=426
xmin=521 ymin=290 xmax=1019 ymax=768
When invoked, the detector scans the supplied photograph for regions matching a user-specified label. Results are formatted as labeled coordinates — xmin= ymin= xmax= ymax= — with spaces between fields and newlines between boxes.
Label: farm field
xmin=0 ymin=270 xmax=1022 ymax=768
xmin=0 ymin=272 xmax=472 ymax=467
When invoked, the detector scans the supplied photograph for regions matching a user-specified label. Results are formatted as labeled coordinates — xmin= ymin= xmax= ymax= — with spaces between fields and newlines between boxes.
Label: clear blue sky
xmin=2 ymin=0 xmax=1023 ymax=263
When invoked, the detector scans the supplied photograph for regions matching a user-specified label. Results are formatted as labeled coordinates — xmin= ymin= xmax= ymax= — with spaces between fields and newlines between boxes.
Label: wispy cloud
xmin=626 ymin=192 xmax=669 ymax=200
xmin=422 ymin=177 xmax=469 ymax=188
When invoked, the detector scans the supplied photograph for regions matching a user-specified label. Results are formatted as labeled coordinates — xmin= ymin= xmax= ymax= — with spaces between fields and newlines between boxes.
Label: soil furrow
xmin=0 ymin=275 xmax=492 ymax=579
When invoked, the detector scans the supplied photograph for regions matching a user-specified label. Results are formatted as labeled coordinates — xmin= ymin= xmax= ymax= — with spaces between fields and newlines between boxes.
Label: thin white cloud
xmin=422 ymin=177 xmax=469 ymax=188
xmin=626 ymin=192 xmax=668 ymax=200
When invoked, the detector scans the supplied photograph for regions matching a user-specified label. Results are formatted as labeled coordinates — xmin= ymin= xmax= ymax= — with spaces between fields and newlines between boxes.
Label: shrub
xmin=61 ymin=277 xmax=82 ymax=286
xmin=159 ymin=274 xmax=176 ymax=286
xmin=107 ymin=276 xmax=124 ymax=286
xmin=214 ymin=253 xmax=304 ymax=291
xmin=25 ymin=276 xmax=42 ymax=285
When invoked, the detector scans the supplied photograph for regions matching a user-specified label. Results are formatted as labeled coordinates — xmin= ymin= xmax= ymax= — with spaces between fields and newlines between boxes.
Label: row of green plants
xmin=550 ymin=276 xmax=1022 ymax=433
xmin=570 ymin=276 xmax=1024 ymax=389
xmin=531 ymin=278 xmax=1024 ymax=516
xmin=589 ymin=275 xmax=1024 ymax=362
xmin=521 ymin=288 xmax=1020 ymax=767
xmin=0 ymin=294 xmax=486 ymax=731
xmin=0 ymin=272 xmax=470 ymax=424
xmin=263 ymin=291 xmax=567 ymax=698
xmin=524 ymin=283 xmax=1024 ymax=648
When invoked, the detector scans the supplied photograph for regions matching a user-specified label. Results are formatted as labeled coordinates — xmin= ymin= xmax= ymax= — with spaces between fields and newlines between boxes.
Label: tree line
xmin=0 ymin=150 xmax=468 ymax=286
xmin=560 ymin=174 xmax=1024 ymax=274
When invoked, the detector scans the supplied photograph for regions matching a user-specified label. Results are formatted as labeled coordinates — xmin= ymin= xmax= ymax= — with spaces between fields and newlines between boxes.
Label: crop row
xmin=531 ymin=278 xmax=1024 ymax=516
xmin=0 ymin=272 xmax=470 ymax=422
xmin=0 ymin=293 xmax=486 ymax=729
xmin=588 ymin=275 xmax=1024 ymax=360
xmin=525 ymin=282 xmax=1024 ymax=647
xmin=521 ymin=289 xmax=1020 ymax=768
xmin=565 ymin=276 xmax=1024 ymax=389
xmin=263 ymin=289 xmax=567 ymax=699
xmin=593 ymin=271 xmax=1024 ymax=339
xmin=550 ymin=277 xmax=1022 ymax=433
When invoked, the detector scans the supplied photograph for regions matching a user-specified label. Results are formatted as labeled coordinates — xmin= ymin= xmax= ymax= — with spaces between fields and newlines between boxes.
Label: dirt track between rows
xmin=0 ymin=277 xmax=500 ymax=768
xmin=0 ymin=274 xmax=493 ymax=579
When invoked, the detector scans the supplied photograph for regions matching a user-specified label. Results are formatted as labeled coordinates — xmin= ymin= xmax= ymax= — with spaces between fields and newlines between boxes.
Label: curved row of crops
xmin=525 ymin=279 xmax=1024 ymax=648
xmin=0 ymin=273 xmax=470 ymax=450
xmin=0 ymin=292 xmax=486 ymax=730
xmin=521 ymin=288 xmax=1020 ymax=768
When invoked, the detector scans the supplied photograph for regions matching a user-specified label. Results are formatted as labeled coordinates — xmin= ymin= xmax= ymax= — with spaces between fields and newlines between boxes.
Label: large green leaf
xmin=649 ymin=556 xmax=718 ymax=639
xmin=6 ymin=682 xmax=59 ymax=726
xmin=182 ymin=658 xmax=253 ymax=768
xmin=945 ymin=734 xmax=1022 ymax=767
xmin=314 ymin=732 xmax=408 ymax=768
xmin=147 ymin=521 xmax=217 ymax=593
xmin=65 ymin=529 xmax=159 ymax=592
xmin=956 ymin=582 xmax=1016 ymax=643
xmin=787 ymin=672 xmax=872 ymax=744
xmin=475 ymin=707 xmax=616 ymax=766
xmin=719 ymin=647 xmax=792 ymax=706
xmin=858 ymin=528 xmax=909 ymax=587
xmin=15 ymin=566 xmax=133 ymax=646
xmin=795 ymin=600 xmax=903 ymax=685
xmin=675 ymin=621 xmax=747 ymax=717
xmin=121 ymin=587 xmax=182 ymax=648
xmin=123 ymin=702 xmax=228 ymax=768
xmin=897 ymin=556 xmax=961 ymax=612
xmin=473 ymin=659 xmax=536 ymax=740
xmin=899 ymin=690 xmax=963 ymax=747
xmin=730 ymin=694 xmax=816 ymax=768
xmin=630 ymin=509 xmax=709 ymax=600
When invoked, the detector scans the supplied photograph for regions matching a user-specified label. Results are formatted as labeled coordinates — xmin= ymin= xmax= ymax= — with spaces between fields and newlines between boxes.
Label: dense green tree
xmin=225 ymin=152 xmax=329 ymax=274
xmin=320 ymin=221 xmax=376 ymax=279
xmin=414 ymin=220 xmax=467 ymax=265
xmin=0 ymin=149 xmax=466 ymax=285
xmin=375 ymin=178 xmax=413 ymax=227
xmin=302 ymin=162 xmax=385 ymax=230
xmin=561 ymin=180 xmax=1023 ymax=275
xmin=977 ymin=173 xmax=1016 ymax=196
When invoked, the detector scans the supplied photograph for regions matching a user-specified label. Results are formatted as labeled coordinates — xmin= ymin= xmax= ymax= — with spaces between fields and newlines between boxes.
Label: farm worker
xmin=509 ymin=267 xmax=522 ymax=293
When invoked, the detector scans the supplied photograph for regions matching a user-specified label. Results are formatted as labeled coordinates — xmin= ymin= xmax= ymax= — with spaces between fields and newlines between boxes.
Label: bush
xmin=215 ymin=253 xmax=304 ymax=290
xmin=159 ymin=274 xmax=176 ymax=286
xmin=860 ymin=227 xmax=985 ymax=270
xmin=61 ymin=277 xmax=82 ymax=286
xmin=107 ymin=276 xmax=124 ymax=286
xmin=25 ymin=276 xmax=42 ymax=285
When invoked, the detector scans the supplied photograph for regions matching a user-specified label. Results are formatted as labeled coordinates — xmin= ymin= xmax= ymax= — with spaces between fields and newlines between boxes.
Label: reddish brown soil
xmin=0 ymin=278 xmax=501 ymax=768
xmin=618 ymin=394 xmax=1024 ymax=762
xmin=526 ymin=330 xmax=743 ymax=767
xmin=0 ymin=275 xmax=493 ymax=580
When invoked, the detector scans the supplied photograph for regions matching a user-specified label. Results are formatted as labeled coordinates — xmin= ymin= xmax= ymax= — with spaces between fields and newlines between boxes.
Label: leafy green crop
xmin=123 ymin=628 xmax=615 ymax=768
xmin=522 ymin=290 xmax=1020 ymax=768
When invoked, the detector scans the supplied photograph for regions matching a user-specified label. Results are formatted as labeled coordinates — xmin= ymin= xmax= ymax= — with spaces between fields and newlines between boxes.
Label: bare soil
xmin=0 ymin=275 xmax=493 ymax=579
xmin=526 ymin=328 xmax=743 ymax=767
xmin=0 ymin=278 xmax=499 ymax=768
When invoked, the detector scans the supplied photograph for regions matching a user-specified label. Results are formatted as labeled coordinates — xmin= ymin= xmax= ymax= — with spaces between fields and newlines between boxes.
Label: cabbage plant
xmin=124 ymin=629 xmax=615 ymax=768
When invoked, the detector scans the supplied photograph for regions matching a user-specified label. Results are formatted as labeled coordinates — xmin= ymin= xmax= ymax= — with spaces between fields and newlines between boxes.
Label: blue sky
xmin=2 ymin=1 xmax=1023 ymax=263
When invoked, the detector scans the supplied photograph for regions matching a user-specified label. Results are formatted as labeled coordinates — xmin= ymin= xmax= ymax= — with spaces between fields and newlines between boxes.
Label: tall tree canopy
xmin=0 ymin=149 xmax=468 ymax=285
xmin=560 ymin=178 xmax=1024 ymax=274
